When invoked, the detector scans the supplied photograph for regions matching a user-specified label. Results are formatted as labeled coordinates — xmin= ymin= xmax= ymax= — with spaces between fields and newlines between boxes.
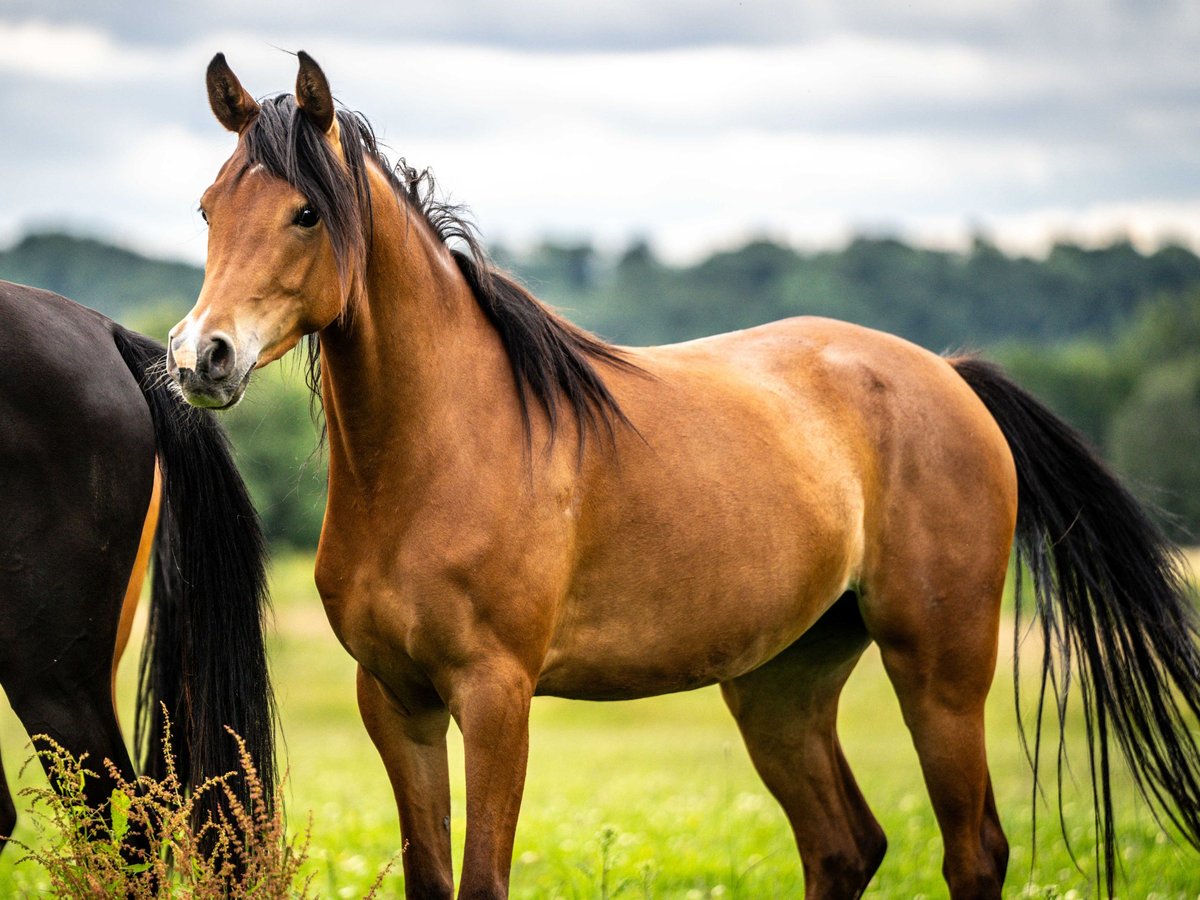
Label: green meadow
xmin=2 ymin=552 xmax=1199 ymax=897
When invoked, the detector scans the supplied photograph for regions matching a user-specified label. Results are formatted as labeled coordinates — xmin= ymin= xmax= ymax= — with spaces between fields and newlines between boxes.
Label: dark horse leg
xmin=6 ymin=677 xmax=139 ymax=830
xmin=0 ymin=482 xmax=151 ymax=855
xmin=862 ymin=552 xmax=1010 ymax=899
xmin=721 ymin=593 xmax=886 ymax=899
xmin=0 ymin=751 xmax=16 ymax=850
xmin=0 ymin=608 xmax=146 ymax=859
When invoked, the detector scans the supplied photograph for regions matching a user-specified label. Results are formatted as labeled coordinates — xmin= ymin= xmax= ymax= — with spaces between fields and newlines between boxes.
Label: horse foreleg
xmin=449 ymin=663 xmax=533 ymax=900
xmin=721 ymin=593 xmax=886 ymax=899
xmin=356 ymin=665 xmax=454 ymax=899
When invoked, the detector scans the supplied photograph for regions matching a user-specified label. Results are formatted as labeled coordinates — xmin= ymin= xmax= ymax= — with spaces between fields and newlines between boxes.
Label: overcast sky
xmin=2 ymin=1 xmax=1199 ymax=264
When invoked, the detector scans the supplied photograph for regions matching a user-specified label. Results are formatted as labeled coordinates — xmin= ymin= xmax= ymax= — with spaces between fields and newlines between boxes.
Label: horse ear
xmin=295 ymin=51 xmax=335 ymax=135
xmin=206 ymin=53 xmax=259 ymax=134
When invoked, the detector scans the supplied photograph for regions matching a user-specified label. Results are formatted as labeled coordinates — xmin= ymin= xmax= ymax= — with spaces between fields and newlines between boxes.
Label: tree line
xmin=3 ymin=230 xmax=1196 ymax=546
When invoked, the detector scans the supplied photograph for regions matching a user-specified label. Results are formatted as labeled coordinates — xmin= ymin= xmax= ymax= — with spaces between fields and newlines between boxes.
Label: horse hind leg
xmin=721 ymin=593 xmax=886 ymax=900
xmin=862 ymin=556 xmax=1010 ymax=899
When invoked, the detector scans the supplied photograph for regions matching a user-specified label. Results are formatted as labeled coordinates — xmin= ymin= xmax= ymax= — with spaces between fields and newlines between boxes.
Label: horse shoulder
xmin=317 ymin=462 xmax=575 ymax=681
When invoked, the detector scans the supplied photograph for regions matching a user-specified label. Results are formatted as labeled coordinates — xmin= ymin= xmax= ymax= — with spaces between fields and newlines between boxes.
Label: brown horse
xmin=170 ymin=52 xmax=1200 ymax=898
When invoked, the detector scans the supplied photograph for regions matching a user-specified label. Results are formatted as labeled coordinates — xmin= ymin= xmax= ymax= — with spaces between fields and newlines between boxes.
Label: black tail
xmin=953 ymin=357 xmax=1200 ymax=893
xmin=111 ymin=325 xmax=275 ymax=821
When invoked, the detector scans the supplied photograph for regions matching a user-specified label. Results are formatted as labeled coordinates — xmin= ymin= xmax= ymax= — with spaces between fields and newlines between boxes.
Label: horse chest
xmin=314 ymin=524 xmax=539 ymax=676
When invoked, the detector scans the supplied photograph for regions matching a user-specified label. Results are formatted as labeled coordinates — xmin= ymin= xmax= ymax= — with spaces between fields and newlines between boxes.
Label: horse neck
xmin=317 ymin=185 xmax=512 ymax=494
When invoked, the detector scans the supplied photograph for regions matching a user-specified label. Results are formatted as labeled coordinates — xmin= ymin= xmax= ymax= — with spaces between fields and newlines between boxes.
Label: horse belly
xmin=536 ymin=495 xmax=861 ymax=700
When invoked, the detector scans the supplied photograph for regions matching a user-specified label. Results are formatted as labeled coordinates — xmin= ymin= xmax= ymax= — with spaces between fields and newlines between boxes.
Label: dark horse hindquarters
xmin=0 ymin=282 xmax=156 ymax=841
xmin=0 ymin=281 xmax=274 ymax=849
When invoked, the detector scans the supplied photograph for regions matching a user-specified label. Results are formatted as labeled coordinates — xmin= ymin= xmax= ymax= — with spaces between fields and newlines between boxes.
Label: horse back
xmin=633 ymin=314 xmax=1017 ymax=559
xmin=537 ymin=317 xmax=1017 ymax=697
xmin=0 ymin=281 xmax=155 ymax=447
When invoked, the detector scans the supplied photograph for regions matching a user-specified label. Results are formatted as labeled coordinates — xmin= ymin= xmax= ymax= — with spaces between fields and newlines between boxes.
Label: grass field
xmin=2 ymin=552 xmax=1200 ymax=897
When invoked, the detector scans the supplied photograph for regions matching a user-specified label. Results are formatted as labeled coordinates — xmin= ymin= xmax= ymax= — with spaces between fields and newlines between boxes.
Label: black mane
xmin=242 ymin=94 xmax=634 ymax=451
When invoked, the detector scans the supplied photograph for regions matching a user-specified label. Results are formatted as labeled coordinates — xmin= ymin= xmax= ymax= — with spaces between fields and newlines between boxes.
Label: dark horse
xmin=0 ymin=280 xmax=274 ymax=853
xmin=173 ymin=51 xmax=1200 ymax=898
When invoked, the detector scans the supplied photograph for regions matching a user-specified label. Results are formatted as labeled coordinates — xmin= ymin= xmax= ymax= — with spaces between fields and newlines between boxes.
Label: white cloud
xmin=978 ymin=201 xmax=1200 ymax=258
xmin=244 ymin=34 xmax=1062 ymax=140
xmin=1 ymin=12 xmax=1199 ymax=265
xmin=414 ymin=122 xmax=1061 ymax=257
xmin=112 ymin=125 xmax=230 ymax=205
xmin=0 ymin=19 xmax=168 ymax=81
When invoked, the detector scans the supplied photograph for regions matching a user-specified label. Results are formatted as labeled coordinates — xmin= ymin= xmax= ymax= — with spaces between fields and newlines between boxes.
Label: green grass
xmin=2 ymin=551 xmax=1200 ymax=896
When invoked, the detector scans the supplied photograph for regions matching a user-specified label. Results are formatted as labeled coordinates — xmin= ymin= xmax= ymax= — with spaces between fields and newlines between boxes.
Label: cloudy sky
xmin=2 ymin=1 xmax=1198 ymax=264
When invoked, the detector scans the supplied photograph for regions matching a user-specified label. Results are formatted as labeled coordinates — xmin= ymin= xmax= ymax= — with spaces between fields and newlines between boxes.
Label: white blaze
xmin=173 ymin=341 xmax=197 ymax=371
xmin=171 ymin=310 xmax=208 ymax=371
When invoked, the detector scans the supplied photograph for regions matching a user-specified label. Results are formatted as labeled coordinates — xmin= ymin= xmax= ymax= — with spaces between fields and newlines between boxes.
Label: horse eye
xmin=198 ymin=207 xmax=208 ymax=224
xmin=294 ymin=206 xmax=320 ymax=228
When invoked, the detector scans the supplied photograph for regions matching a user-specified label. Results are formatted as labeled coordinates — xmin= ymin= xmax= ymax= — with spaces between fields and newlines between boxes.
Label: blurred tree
xmin=9 ymin=228 xmax=1200 ymax=546
xmin=1109 ymin=357 xmax=1200 ymax=541
xmin=0 ymin=232 xmax=198 ymax=323
xmin=219 ymin=361 xmax=327 ymax=550
xmin=1116 ymin=290 xmax=1200 ymax=365
xmin=521 ymin=241 xmax=596 ymax=293
xmin=616 ymin=238 xmax=658 ymax=274
xmin=993 ymin=339 xmax=1137 ymax=448
xmin=124 ymin=300 xmax=186 ymax=348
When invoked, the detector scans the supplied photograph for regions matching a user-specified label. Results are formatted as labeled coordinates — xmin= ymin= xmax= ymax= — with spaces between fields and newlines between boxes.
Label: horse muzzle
xmin=167 ymin=331 xmax=253 ymax=409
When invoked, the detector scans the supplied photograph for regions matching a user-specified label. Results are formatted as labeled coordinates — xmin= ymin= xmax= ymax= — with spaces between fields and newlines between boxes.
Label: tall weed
xmin=8 ymin=716 xmax=313 ymax=898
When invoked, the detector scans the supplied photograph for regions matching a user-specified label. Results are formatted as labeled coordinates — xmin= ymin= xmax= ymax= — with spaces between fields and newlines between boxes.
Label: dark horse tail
xmin=111 ymin=324 xmax=275 ymax=821
xmin=952 ymin=357 xmax=1200 ymax=893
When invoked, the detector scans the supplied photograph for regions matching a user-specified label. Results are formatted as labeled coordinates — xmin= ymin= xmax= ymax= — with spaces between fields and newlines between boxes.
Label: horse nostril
xmin=200 ymin=333 xmax=236 ymax=381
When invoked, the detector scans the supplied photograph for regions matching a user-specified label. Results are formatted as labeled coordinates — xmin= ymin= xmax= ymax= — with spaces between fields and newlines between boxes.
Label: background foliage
xmin=2 ymin=229 xmax=1197 ymax=545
